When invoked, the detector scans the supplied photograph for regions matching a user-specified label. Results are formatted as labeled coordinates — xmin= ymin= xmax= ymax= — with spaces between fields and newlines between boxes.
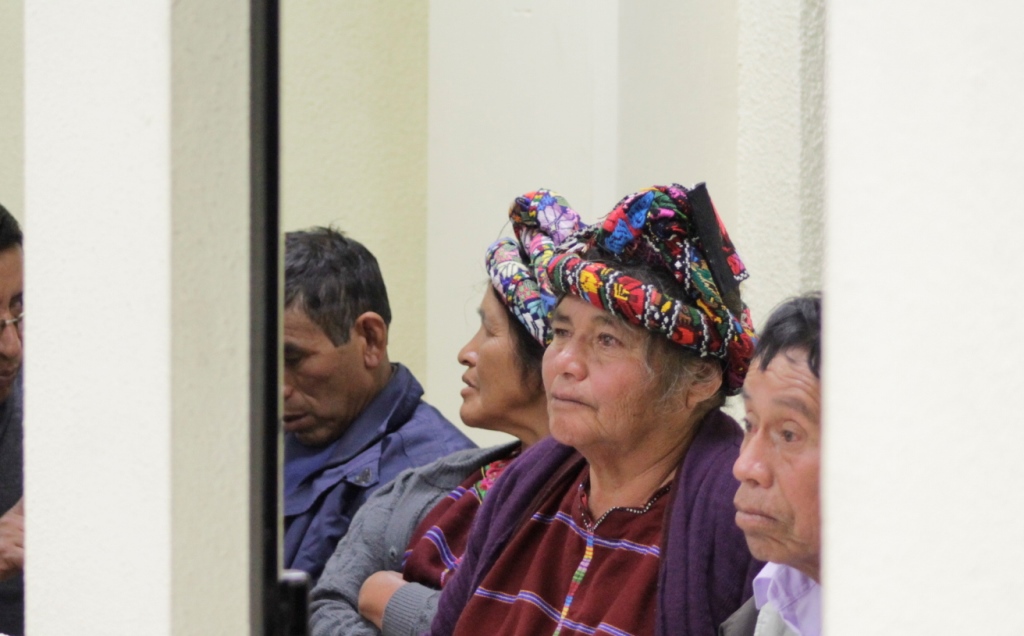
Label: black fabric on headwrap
xmin=687 ymin=183 xmax=743 ymax=317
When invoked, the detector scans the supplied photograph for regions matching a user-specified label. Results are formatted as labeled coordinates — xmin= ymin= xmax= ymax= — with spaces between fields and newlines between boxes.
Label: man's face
xmin=733 ymin=349 xmax=822 ymax=580
xmin=0 ymin=246 xmax=24 ymax=403
xmin=282 ymin=308 xmax=376 ymax=447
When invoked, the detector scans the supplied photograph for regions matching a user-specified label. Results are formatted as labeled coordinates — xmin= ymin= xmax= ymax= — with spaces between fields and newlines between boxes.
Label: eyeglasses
xmin=0 ymin=313 xmax=23 ymax=339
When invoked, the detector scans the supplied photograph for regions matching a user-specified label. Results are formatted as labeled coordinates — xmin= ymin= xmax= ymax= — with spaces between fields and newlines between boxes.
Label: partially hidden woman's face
xmin=457 ymin=288 xmax=543 ymax=433
xmin=543 ymin=295 xmax=669 ymax=454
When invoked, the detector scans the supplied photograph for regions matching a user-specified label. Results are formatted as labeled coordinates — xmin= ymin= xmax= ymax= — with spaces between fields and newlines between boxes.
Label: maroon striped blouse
xmin=403 ymin=456 xmax=517 ymax=589
xmin=452 ymin=463 xmax=670 ymax=636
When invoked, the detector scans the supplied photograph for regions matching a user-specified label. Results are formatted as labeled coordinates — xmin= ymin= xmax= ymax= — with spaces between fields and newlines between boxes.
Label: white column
xmin=823 ymin=1 xmax=1024 ymax=633
xmin=24 ymin=1 xmax=252 ymax=634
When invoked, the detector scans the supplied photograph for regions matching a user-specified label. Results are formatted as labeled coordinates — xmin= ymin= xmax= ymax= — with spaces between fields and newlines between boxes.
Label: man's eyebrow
xmin=774 ymin=396 xmax=817 ymax=421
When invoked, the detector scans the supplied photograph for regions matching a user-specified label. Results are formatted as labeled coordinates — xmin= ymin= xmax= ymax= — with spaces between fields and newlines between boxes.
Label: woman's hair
xmin=495 ymin=287 xmax=546 ymax=392
xmin=644 ymin=336 xmax=726 ymax=414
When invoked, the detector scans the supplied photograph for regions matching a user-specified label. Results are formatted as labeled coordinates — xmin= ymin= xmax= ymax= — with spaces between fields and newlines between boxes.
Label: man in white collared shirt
xmin=720 ymin=294 xmax=822 ymax=636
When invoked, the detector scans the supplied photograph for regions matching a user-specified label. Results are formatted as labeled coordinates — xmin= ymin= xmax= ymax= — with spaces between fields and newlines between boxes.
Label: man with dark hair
xmin=0 ymin=203 xmax=24 ymax=636
xmin=282 ymin=227 xmax=474 ymax=582
xmin=722 ymin=294 xmax=822 ymax=636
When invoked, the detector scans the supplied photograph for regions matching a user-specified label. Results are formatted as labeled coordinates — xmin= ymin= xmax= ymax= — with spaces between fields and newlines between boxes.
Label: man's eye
xmin=781 ymin=429 xmax=797 ymax=443
xmin=741 ymin=418 xmax=753 ymax=433
xmin=552 ymin=328 xmax=570 ymax=339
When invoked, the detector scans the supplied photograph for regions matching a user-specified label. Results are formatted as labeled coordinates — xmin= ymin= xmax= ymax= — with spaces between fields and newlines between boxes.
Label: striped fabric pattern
xmin=452 ymin=465 xmax=668 ymax=636
xmin=403 ymin=457 xmax=515 ymax=590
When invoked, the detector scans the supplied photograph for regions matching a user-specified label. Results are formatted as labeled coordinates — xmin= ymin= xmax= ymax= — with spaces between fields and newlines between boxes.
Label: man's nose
xmin=282 ymin=370 xmax=295 ymax=400
xmin=0 ymin=319 xmax=22 ymax=361
xmin=733 ymin=434 xmax=771 ymax=486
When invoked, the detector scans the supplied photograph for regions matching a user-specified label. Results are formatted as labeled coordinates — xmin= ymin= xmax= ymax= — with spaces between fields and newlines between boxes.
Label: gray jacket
xmin=308 ymin=442 xmax=519 ymax=636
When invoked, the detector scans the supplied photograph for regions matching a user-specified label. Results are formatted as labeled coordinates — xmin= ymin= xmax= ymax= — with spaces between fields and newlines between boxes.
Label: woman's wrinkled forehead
xmin=551 ymin=295 xmax=648 ymax=345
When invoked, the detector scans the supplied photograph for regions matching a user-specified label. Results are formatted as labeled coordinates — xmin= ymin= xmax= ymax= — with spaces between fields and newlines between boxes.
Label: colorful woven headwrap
xmin=485 ymin=189 xmax=585 ymax=346
xmin=546 ymin=183 xmax=757 ymax=395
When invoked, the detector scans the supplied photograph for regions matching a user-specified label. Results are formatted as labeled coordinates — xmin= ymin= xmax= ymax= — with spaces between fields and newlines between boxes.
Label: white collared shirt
xmin=752 ymin=562 xmax=821 ymax=636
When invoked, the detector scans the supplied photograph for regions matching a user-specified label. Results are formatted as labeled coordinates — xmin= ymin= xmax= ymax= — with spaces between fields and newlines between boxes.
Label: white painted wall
xmin=0 ymin=0 xmax=24 ymax=221
xmin=823 ymin=1 xmax=1024 ymax=633
xmin=170 ymin=1 xmax=252 ymax=633
xmin=280 ymin=1 xmax=431 ymax=383
xmin=618 ymin=0 xmax=740 ymax=226
xmin=24 ymin=1 xmax=251 ymax=634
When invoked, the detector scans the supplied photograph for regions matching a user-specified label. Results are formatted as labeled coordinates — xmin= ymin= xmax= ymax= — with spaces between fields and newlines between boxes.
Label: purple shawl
xmin=427 ymin=408 xmax=761 ymax=635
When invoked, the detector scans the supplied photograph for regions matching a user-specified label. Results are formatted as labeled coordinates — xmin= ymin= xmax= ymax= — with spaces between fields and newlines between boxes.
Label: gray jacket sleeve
xmin=380 ymin=581 xmax=440 ymax=636
xmin=308 ymin=443 xmax=519 ymax=636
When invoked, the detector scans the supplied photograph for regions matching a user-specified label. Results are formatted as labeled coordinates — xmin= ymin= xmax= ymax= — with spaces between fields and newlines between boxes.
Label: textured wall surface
xmin=280 ymin=1 xmax=430 ymax=382
xmin=25 ymin=1 xmax=251 ymax=633
xmin=0 ymin=0 xmax=24 ymax=220
xmin=824 ymin=1 xmax=1024 ymax=633
xmin=736 ymin=0 xmax=825 ymax=326
xmin=619 ymin=0 xmax=739 ymax=229
xmin=171 ymin=0 xmax=251 ymax=633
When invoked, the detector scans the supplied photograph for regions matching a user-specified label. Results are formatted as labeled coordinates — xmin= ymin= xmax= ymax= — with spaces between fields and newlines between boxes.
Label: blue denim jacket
xmin=283 ymin=363 xmax=475 ymax=582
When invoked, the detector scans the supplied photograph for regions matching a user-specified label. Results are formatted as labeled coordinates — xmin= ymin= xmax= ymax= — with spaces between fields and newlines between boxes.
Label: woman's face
xmin=457 ymin=288 xmax=545 ymax=437
xmin=543 ymin=295 xmax=673 ymax=454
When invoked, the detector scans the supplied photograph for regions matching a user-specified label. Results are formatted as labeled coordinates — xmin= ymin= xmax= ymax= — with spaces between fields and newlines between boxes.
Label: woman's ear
xmin=354 ymin=312 xmax=389 ymax=369
xmin=685 ymin=360 xmax=723 ymax=410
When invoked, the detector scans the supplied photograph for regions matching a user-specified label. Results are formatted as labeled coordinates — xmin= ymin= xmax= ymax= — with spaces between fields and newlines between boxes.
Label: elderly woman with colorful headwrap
xmin=307 ymin=191 xmax=584 ymax=636
xmin=428 ymin=183 xmax=762 ymax=636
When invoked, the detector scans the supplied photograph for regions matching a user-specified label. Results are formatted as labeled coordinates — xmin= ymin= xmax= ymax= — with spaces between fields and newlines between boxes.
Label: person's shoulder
xmin=375 ymin=391 xmax=475 ymax=476
xmin=399 ymin=442 xmax=520 ymax=489
xmin=403 ymin=400 xmax=475 ymax=448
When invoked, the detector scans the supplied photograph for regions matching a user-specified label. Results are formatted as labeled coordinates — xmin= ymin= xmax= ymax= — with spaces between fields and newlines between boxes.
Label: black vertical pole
xmin=250 ymin=0 xmax=281 ymax=634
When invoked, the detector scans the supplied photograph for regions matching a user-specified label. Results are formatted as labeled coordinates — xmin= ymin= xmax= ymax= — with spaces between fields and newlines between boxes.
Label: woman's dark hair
xmin=492 ymin=287 xmax=546 ymax=390
xmin=284 ymin=227 xmax=391 ymax=345
xmin=755 ymin=293 xmax=821 ymax=377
